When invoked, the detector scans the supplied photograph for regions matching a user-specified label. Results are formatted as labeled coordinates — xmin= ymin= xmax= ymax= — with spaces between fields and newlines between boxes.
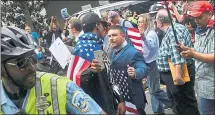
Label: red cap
xmin=189 ymin=1 xmax=213 ymax=18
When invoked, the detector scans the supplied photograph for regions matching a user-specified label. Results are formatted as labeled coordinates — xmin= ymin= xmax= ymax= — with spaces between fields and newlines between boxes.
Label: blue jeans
xmin=199 ymin=97 xmax=215 ymax=115
xmin=147 ymin=61 xmax=171 ymax=113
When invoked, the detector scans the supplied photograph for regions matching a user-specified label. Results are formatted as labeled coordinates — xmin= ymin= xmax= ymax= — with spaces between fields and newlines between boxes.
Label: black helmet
xmin=149 ymin=3 xmax=165 ymax=14
xmin=1 ymin=26 xmax=35 ymax=62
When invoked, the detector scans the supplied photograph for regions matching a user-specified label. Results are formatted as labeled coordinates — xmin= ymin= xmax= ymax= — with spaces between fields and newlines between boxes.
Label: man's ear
xmin=161 ymin=23 xmax=164 ymax=27
xmin=121 ymin=33 xmax=126 ymax=39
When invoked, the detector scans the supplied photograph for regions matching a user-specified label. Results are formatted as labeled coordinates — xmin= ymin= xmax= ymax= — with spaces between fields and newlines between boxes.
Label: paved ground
xmin=144 ymin=83 xmax=200 ymax=115
xmin=144 ymin=85 xmax=175 ymax=114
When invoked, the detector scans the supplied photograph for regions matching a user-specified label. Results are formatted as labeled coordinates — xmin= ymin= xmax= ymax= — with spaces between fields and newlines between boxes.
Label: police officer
xmin=0 ymin=26 xmax=106 ymax=114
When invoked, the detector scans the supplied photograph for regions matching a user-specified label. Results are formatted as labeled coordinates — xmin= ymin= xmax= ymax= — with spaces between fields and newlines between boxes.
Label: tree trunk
xmin=21 ymin=1 xmax=35 ymax=31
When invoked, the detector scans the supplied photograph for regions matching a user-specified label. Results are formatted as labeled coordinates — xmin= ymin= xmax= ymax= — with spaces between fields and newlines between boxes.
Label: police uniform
xmin=0 ymin=72 xmax=102 ymax=114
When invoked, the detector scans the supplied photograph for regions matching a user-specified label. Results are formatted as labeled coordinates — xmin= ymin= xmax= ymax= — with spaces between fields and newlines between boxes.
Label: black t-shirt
xmin=46 ymin=28 xmax=62 ymax=47
xmin=52 ymin=28 xmax=62 ymax=39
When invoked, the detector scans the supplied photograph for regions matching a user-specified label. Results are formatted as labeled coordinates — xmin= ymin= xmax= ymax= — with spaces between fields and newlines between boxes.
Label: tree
xmin=1 ymin=0 xmax=50 ymax=32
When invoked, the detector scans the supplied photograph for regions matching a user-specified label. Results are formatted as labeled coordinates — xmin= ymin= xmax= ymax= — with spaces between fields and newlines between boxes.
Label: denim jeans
xmin=147 ymin=61 xmax=171 ymax=113
xmin=199 ymin=97 xmax=215 ymax=115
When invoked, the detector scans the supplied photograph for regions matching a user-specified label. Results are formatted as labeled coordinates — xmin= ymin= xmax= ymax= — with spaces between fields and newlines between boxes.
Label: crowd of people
xmin=1 ymin=0 xmax=214 ymax=115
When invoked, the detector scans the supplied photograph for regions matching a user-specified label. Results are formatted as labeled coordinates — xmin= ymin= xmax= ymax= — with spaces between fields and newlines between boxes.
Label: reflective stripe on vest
xmin=0 ymin=110 xmax=3 ymax=115
xmin=25 ymin=72 xmax=69 ymax=114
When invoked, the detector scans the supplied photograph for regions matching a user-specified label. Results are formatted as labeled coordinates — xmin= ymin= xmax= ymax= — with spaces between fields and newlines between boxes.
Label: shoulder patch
xmin=72 ymin=91 xmax=90 ymax=113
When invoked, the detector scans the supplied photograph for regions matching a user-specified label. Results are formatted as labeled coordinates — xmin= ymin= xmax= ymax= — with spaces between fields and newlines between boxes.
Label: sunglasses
xmin=6 ymin=55 xmax=37 ymax=70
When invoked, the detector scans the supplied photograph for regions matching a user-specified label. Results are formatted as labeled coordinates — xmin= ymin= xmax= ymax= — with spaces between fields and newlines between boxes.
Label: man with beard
xmin=0 ymin=27 xmax=106 ymax=114
xmin=78 ymin=13 xmax=126 ymax=114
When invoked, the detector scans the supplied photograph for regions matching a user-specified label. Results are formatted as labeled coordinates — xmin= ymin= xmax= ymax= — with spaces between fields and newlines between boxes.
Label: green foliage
xmin=1 ymin=0 xmax=49 ymax=32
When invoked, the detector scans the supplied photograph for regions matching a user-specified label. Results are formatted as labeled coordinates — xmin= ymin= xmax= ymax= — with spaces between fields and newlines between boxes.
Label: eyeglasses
xmin=6 ymin=55 xmax=37 ymax=70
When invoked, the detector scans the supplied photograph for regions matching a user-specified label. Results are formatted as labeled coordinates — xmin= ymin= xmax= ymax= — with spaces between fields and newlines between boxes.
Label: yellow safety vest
xmin=1 ymin=72 xmax=70 ymax=114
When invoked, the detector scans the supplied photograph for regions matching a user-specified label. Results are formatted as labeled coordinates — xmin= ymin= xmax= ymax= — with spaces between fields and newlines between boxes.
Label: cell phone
xmin=176 ymin=42 xmax=182 ymax=52
xmin=94 ymin=50 xmax=105 ymax=70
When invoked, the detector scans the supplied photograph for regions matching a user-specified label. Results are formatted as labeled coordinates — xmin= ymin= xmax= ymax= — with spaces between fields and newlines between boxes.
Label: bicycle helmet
xmin=7 ymin=26 xmax=35 ymax=48
xmin=1 ymin=26 xmax=35 ymax=62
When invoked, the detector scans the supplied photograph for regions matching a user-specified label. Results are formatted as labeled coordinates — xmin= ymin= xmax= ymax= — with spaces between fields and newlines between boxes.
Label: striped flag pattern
xmin=67 ymin=33 xmax=101 ymax=86
xmin=108 ymin=67 xmax=139 ymax=114
xmin=126 ymin=28 xmax=144 ymax=54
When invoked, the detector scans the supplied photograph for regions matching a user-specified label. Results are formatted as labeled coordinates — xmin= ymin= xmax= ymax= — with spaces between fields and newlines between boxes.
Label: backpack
xmin=122 ymin=19 xmax=138 ymax=29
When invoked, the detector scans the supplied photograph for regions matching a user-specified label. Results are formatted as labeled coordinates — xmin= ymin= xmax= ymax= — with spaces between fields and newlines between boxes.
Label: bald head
xmin=156 ymin=9 xmax=171 ymax=24
xmin=157 ymin=9 xmax=169 ymax=17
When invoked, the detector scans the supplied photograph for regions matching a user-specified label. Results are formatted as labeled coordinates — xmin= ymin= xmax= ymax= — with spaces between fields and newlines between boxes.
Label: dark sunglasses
xmin=6 ymin=55 xmax=37 ymax=70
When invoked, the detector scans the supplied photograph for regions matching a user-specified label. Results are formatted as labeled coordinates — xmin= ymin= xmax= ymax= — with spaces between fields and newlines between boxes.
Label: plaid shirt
xmin=157 ymin=23 xmax=192 ymax=72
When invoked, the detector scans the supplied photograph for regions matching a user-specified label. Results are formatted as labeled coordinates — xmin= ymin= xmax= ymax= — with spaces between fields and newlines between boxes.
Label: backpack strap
xmin=122 ymin=20 xmax=127 ymax=27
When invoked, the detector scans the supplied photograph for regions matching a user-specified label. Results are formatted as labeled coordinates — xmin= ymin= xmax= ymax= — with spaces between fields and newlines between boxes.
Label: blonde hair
xmin=25 ymin=23 xmax=30 ymax=28
xmin=68 ymin=18 xmax=82 ymax=32
xmin=138 ymin=13 xmax=154 ymax=30
xmin=102 ymin=12 xmax=108 ymax=18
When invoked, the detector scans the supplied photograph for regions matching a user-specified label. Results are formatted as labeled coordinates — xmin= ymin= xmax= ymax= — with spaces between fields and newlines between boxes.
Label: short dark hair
xmin=108 ymin=25 xmax=126 ymax=34
xmin=184 ymin=16 xmax=197 ymax=29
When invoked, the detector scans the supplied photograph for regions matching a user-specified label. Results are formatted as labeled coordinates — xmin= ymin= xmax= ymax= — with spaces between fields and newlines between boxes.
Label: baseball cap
xmin=149 ymin=3 xmax=164 ymax=14
xmin=82 ymin=13 xmax=101 ymax=27
xmin=108 ymin=11 xmax=119 ymax=22
xmin=188 ymin=1 xmax=213 ymax=18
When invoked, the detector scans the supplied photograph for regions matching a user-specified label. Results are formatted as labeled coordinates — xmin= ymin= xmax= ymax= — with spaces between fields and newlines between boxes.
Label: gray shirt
xmin=194 ymin=27 xmax=214 ymax=99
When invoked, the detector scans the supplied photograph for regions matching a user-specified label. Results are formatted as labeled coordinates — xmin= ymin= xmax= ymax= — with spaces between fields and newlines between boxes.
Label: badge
xmin=72 ymin=91 xmax=89 ymax=113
